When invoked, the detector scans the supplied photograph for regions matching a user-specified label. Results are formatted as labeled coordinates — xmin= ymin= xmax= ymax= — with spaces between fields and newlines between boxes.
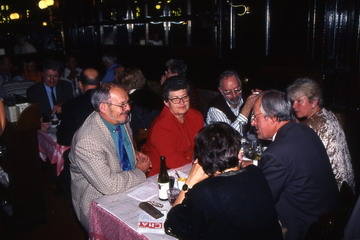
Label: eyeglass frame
xmin=103 ymin=100 xmax=132 ymax=110
xmin=44 ymin=74 xmax=59 ymax=80
xmin=168 ymin=95 xmax=190 ymax=104
xmin=221 ymin=87 xmax=242 ymax=96
xmin=251 ymin=112 xmax=265 ymax=122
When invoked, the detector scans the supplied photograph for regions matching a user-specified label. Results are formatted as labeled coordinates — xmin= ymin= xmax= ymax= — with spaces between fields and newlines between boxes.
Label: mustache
xmin=120 ymin=110 xmax=130 ymax=115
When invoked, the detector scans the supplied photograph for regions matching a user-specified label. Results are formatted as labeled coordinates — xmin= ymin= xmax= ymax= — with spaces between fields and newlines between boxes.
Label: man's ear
xmin=164 ymin=100 xmax=169 ymax=108
xmin=238 ymin=150 xmax=243 ymax=164
xmin=99 ymin=102 xmax=107 ymax=113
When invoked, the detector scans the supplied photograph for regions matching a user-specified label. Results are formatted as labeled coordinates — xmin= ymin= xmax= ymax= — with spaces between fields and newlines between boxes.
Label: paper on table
xmin=138 ymin=210 xmax=167 ymax=234
xmin=127 ymin=184 xmax=158 ymax=202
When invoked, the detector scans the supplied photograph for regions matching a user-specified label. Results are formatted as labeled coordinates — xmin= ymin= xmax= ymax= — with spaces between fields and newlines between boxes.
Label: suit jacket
xmin=259 ymin=122 xmax=339 ymax=240
xmin=57 ymin=89 xmax=95 ymax=146
xmin=26 ymin=80 xmax=74 ymax=120
xmin=69 ymin=111 xmax=146 ymax=231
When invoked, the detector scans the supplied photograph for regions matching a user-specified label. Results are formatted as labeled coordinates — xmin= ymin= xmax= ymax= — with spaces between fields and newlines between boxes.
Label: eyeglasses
xmin=104 ymin=100 xmax=132 ymax=110
xmin=44 ymin=74 xmax=59 ymax=80
xmin=168 ymin=95 xmax=190 ymax=104
xmin=222 ymin=87 xmax=242 ymax=96
xmin=251 ymin=112 xmax=263 ymax=122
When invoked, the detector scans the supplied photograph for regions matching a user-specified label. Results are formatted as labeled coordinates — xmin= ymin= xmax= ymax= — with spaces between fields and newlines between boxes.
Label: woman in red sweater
xmin=142 ymin=76 xmax=204 ymax=176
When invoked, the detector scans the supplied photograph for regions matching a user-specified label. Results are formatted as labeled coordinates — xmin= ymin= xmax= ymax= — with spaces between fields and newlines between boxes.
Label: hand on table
xmin=40 ymin=117 xmax=51 ymax=131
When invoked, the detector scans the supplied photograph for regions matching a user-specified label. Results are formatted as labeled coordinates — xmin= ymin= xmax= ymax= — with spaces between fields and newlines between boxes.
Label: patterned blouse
xmin=303 ymin=108 xmax=355 ymax=192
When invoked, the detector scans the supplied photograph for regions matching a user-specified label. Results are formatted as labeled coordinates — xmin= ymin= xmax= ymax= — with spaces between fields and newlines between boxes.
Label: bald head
xmin=79 ymin=68 xmax=100 ymax=93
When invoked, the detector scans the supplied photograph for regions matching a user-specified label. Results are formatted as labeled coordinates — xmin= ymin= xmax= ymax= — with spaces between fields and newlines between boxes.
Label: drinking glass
xmin=167 ymin=188 xmax=180 ymax=205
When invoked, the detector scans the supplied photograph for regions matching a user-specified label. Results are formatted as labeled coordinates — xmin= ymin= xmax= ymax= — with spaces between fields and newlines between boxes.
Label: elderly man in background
xmin=26 ymin=58 xmax=73 ymax=124
xmin=69 ymin=82 xmax=151 ymax=231
xmin=206 ymin=70 xmax=260 ymax=133
xmin=101 ymin=53 xmax=122 ymax=83
xmin=251 ymin=90 xmax=339 ymax=240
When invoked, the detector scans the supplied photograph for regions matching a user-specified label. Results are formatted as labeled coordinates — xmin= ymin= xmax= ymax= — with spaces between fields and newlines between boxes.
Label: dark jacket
xmin=26 ymin=80 xmax=74 ymax=120
xmin=165 ymin=165 xmax=283 ymax=240
xmin=259 ymin=121 xmax=340 ymax=240
xmin=57 ymin=89 xmax=95 ymax=146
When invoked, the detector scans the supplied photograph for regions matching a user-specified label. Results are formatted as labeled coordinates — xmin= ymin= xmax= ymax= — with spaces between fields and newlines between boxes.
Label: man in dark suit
xmin=57 ymin=68 xmax=100 ymax=147
xmin=251 ymin=90 xmax=339 ymax=240
xmin=26 ymin=59 xmax=74 ymax=122
xmin=56 ymin=68 xmax=100 ymax=205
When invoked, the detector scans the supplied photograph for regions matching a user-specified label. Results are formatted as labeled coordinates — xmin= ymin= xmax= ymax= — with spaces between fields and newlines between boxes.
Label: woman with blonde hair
xmin=287 ymin=77 xmax=355 ymax=192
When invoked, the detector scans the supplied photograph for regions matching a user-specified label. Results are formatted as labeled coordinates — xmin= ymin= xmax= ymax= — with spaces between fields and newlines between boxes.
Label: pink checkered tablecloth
xmin=89 ymin=201 xmax=149 ymax=240
xmin=37 ymin=130 xmax=70 ymax=176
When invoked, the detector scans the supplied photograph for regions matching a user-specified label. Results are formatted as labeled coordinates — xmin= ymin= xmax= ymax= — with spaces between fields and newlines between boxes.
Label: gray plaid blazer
xmin=69 ymin=111 xmax=146 ymax=230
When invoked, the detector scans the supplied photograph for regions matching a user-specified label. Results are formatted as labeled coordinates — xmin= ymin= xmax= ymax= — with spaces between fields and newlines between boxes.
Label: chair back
xmin=15 ymin=103 xmax=41 ymax=131
xmin=305 ymin=182 xmax=355 ymax=240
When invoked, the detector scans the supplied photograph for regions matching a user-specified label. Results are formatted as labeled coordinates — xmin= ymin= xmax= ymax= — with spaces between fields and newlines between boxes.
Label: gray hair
xmin=91 ymin=82 xmax=122 ymax=111
xmin=218 ymin=70 xmax=242 ymax=88
xmin=101 ymin=54 xmax=118 ymax=65
xmin=286 ymin=77 xmax=324 ymax=107
xmin=260 ymin=90 xmax=295 ymax=121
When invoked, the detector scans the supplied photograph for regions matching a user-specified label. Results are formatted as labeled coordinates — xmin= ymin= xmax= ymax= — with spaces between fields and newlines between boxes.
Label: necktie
xmin=116 ymin=125 xmax=131 ymax=171
xmin=50 ymin=87 xmax=57 ymax=105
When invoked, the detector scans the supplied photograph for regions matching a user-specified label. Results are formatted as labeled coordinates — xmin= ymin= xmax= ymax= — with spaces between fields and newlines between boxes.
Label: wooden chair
xmin=15 ymin=103 xmax=40 ymax=131
xmin=305 ymin=182 xmax=355 ymax=240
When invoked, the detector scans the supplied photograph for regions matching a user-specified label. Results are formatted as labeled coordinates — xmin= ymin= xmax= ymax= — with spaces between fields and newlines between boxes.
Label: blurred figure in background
xmin=101 ymin=53 xmax=122 ymax=83
xmin=0 ymin=100 xmax=5 ymax=135
xmin=287 ymin=77 xmax=355 ymax=192
xmin=62 ymin=55 xmax=83 ymax=96
xmin=13 ymin=34 xmax=37 ymax=55
xmin=160 ymin=58 xmax=200 ymax=111
xmin=118 ymin=66 xmax=162 ymax=147
xmin=21 ymin=56 xmax=42 ymax=83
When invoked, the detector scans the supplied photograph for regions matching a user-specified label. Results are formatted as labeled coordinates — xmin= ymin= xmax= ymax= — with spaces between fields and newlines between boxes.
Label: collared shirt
xmin=101 ymin=118 xmax=135 ymax=170
xmin=44 ymin=83 xmax=57 ymax=109
xmin=101 ymin=63 xmax=120 ymax=83
xmin=44 ymin=83 xmax=58 ymax=119
xmin=206 ymin=98 xmax=247 ymax=132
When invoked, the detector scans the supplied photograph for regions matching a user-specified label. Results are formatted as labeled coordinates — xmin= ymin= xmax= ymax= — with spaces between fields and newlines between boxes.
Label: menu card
xmin=137 ymin=210 xmax=167 ymax=234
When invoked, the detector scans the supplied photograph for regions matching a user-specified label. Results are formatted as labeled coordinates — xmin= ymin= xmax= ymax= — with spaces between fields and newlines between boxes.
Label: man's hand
xmin=241 ymin=89 xmax=262 ymax=118
xmin=40 ymin=117 xmax=51 ymax=131
xmin=135 ymin=151 xmax=151 ymax=174
xmin=51 ymin=104 xmax=63 ymax=116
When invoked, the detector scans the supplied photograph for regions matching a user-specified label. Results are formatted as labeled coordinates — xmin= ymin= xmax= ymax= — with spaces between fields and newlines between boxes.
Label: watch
xmin=182 ymin=184 xmax=190 ymax=191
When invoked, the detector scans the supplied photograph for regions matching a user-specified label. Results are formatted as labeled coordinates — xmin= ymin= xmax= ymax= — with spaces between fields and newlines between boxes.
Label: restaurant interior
xmin=0 ymin=0 xmax=359 ymax=239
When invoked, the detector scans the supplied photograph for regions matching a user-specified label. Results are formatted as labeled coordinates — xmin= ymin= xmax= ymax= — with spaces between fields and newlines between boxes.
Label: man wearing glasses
xmin=69 ymin=82 xmax=151 ymax=231
xmin=27 ymin=58 xmax=74 ymax=123
xmin=206 ymin=70 xmax=260 ymax=133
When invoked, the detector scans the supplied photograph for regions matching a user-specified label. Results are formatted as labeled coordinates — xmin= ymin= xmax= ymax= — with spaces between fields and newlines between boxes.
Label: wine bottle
xmin=158 ymin=156 xmax=170 ymax=201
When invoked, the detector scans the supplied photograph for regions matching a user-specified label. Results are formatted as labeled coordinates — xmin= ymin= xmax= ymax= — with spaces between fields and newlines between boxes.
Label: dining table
xmin=37 ymin=126 xmax=70 ymax=176
xmin=89 ymin=163 xmax=192 ymax=240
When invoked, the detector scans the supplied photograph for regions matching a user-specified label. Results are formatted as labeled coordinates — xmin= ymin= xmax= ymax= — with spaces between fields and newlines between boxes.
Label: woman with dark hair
xmin=165 ymin=122 xmax=283 ymax=240
xmin=142 ymin=76 xmax=203 ymax=176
